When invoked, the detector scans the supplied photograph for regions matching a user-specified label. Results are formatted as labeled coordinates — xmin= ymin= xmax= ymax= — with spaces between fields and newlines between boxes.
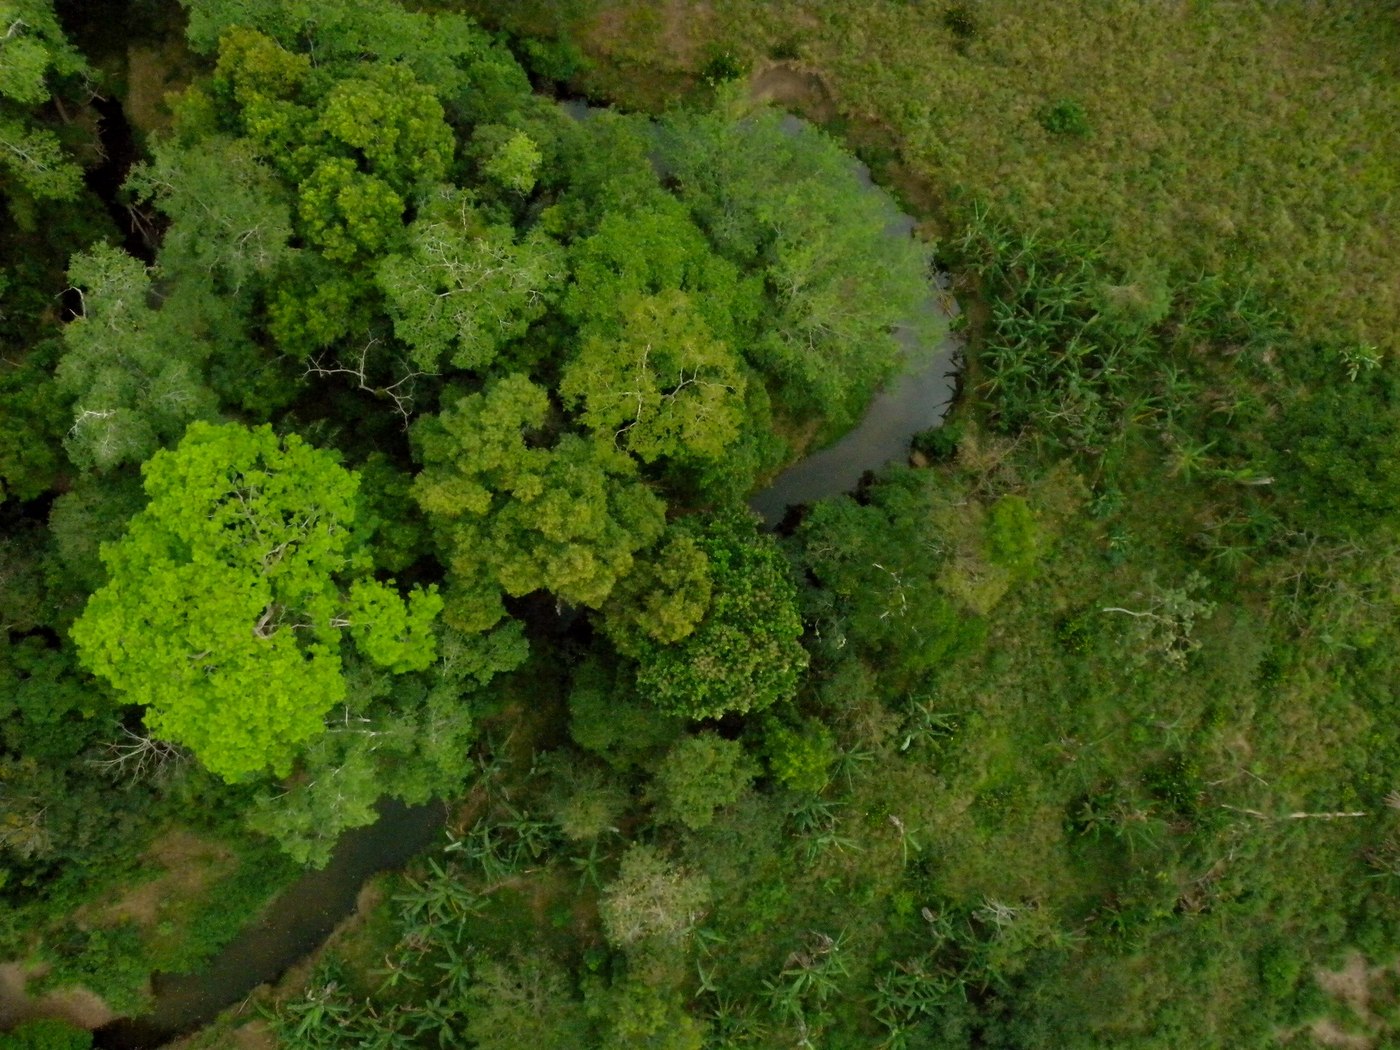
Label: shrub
xmin=700 ymin=48 xmax=745 ymax=86
xmin=763 ymin=719 xmax=838 ymax=794
xmin=0 ymin=1020 xmax=92 ymax=1050
xmin=985 ymin=494 xmax=1042 ymax=576
xmin=1037 ymin=99 xmax=1091 ymax=137
xmin=598 ymin=845 xmax=710 ymax=948
xmin=944 ymin=4 xmax=980 ymax=40
xmin=911 ymin=420 xmax=963 ymax=462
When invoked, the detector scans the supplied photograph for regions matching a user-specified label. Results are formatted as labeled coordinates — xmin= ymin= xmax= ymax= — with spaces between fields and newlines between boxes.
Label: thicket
xmin=0 ymin=0 xmax=932 ymax=1028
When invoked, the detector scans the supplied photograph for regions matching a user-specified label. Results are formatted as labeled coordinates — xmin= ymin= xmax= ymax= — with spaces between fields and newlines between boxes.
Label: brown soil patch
xmin=228 ymin=1021 xmax=279 ymax=1050
xmin=0 ymin=962 xmax=116 ymax=1031
xmin=657 ymin=0 xmax=715 ymax=71
xmin=1318 ymin=953 xmax=1375 ymax=1018
xmin=96 ymin=828 xmax=236 ymax=929
xmin=162 ymin=1017 xmax=277 ymax=1050
xmin=748 ymin=61 xmax=837 ymax=124
xmin=1308 ymin=1017 xmax=1372 ymax=1049
xmin=1305 ymin=952 xmax=1400 ymax=1047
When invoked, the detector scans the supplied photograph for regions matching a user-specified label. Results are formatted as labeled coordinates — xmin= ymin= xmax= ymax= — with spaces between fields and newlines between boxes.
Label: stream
xmin=748 ymin=265 xmax=961 ymax=525
xmin=78 ymin=104 xmax=962 ymax=1050
xmin=92 ymin=801 xmax=446 ymax=1049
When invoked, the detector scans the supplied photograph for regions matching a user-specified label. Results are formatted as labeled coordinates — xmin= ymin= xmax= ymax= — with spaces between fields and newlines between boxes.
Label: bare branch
xmin=305 ymin=337 xmax=437 ymax=426
xmin=90 ymin=726 xmax=187 ymax=783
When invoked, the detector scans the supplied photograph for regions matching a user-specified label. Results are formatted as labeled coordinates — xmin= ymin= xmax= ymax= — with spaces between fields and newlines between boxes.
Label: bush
xmin=34 ymin=922 xmax=151 ymax=1017
xmin=1037 ymin=99 xmax=1091 ymax=137
xmin=518 ymin=36 xmax=586 ymax=83
xmin=569 ymin=655 xmax=685 ymax=769
xmin=0 ymin=1020 xmax=92 ymax=1050
xmin=598 ymin=845 xmax=710 ymax=949
xmin=1270 ymin=354 xmax=1400 ymax=538
xmin=544 ymin=756 xmax=631 ymax=841
xmin=985 ymin=494 xmax=1042 ymax=576
xmin=911 ymin=420 xmax=963 ymax=462
xmin=943 ymin=4 xmax=979 ymax=40
xmin=632 ymin=510 xmax=808 ymax=721
xmin=763 ymin=719 xmax=838 ymax=794
xmin=700 ymin=48 xmax=745 ymax=86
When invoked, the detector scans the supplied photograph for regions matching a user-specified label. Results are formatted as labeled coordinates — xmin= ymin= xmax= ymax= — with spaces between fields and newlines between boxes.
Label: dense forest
xmin=3 ymin=1 xmax=1400 ymax=1048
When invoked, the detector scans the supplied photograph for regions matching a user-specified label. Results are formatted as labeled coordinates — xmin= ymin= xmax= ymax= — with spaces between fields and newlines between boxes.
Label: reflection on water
xmin=748 ymin=123 xmax=962 ymax=525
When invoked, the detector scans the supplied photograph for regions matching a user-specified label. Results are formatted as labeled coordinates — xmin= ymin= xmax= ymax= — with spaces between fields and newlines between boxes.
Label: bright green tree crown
xmin=71 ymin=421 xmax=441 ymax=782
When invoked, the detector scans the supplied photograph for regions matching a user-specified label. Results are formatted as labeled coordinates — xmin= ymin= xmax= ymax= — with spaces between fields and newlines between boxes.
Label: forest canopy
xmin=1 ymin=0 xmax=933 ymax=867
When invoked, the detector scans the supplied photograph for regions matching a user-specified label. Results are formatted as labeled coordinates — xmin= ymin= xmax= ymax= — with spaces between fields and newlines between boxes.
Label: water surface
xmin=93 ymin=800 xmax=446 ymax=1050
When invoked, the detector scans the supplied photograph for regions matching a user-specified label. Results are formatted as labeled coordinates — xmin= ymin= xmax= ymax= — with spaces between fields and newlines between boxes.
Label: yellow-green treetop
xmin=70 ymin=421 xmax=441 ymax=782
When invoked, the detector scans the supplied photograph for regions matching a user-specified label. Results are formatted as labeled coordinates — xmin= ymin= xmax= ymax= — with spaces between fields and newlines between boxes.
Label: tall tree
xmin=412 ymin=374 xmax=665 ymax=631
xmin=560 ymin=289 xmax=748 ymax=466
xmin=55 ymin=245 xmax=220 ymax=472
xmin=126 ymin=135 xmax=294 ymax=299
xmin=0 ymin=0 xmax=88 ymax=214
xmin=659 ymin=105 xmax=935 ymax=429
xmin=376 ymin=188 xmax=565 ymax=373
xmin=70 ymin=422 xmax=441 ymax=782
xmin=181 ymin=0 xmax=534 ymax=125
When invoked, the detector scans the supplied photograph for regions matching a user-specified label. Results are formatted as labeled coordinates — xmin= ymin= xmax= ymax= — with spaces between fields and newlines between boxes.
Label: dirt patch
xmin=227 ymin=1021 xmax=278 ymax=1050
xmin=748 ymin=61 xmax=837 ymax=124
xmin=657 ymin=0 xmax=716 ymax=71
xmin=1318 ymin=953 xmax=1376 ymax=1019
xmin=161 ymin=1017 xmax=277 ymax=1050
xmin=1308 ymin=1017 xmax=1372 ymax=1049
xmin=1304 ymin=952 xmax=1400 ymax=1047
xmin=95 ymin=828 xmax=236 ymax=930
xmin=0 ymin=962 xmax=116 ymax=1031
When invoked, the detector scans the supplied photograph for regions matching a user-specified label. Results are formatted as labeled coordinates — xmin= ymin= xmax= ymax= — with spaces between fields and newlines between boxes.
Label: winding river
xmin=748 ymin=263 xmax=961 ymax=525
xmin=93 ymin=801 xmax=446 ymax=1049
xmin=75 ymin=106 xmax=963 ymax=1050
